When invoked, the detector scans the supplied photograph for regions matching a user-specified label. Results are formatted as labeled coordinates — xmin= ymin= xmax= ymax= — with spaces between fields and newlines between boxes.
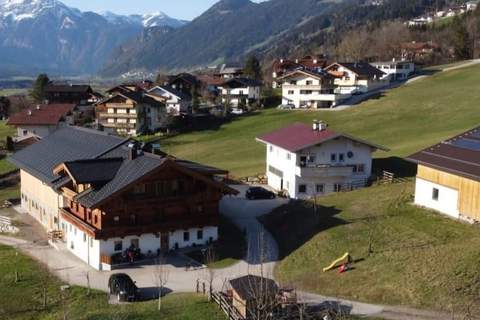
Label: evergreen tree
xmin=244 ymin=55 xmax=262 ymax=81
xmin=452 ymin=16 xmax=471 ymax=60
xmin=191 ymin=84 xmax=200 ymax=114
xmin=31 ymin=74 xmax=50 ymax=103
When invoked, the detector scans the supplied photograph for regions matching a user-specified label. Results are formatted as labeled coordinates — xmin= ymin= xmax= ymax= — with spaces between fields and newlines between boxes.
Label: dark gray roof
xmin=64 ymin=158 xmax=124 ymax=184
xmin=75 ymin=149 xmax=167 ymax=208
xmin=221 ymin=77 xmax=262 ymax=88
xmin=229 ymin=275 xmax=278 ymax=301
xmin=149 ymin=86 xmax=191 ymax=100
xmin=8 ymin=126 xmax=127 ymax=184
xmin=333 ymin=62 xmax=385 ymax=78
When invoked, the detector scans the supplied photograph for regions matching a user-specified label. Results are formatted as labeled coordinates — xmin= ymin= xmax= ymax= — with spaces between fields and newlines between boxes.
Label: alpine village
xmin=1 ymin=0 xmax=480 ymax=319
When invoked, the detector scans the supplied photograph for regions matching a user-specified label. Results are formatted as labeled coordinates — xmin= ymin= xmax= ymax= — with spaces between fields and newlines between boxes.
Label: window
xmin=308 ymin=155 xmax=316 ymax=163
xmin=339 ymin=153 xmax=345 ymax=162
xmin=306 ymin=80 xmax=313 ymax=85
xmin=94 ymin=215 xmax=98 ymax=225
xmin=83 ymin=233 xmax=87 ymax=242
xmin=183 ymin=231 xmax=190 ymax=242
xmin=113 ymin=216 xmax=120 ymax=225
xmin=197 ymin=229 xmax=204 ymax=240
xmin=114 ymin=241 xmax=123 ymax=251
xmin=286 ymin=153 xmax=291 ymax=160
xmin=316 ymin=184 xmax=325 ymax=193
xmin=357 ymin=164 xmax=365 ymax=173
xmin=269 ymin=145 xmax=273 ymax=153
xmin=133 ymin=184 xmax=146 ymax=195
xmin=334 ymin=184 xmax=342 ymax=192
xmin=90 ymin=238 xmax=93 ymax=248
xmin=70 ymin=241 xmax=74 ymax=250
xmin=432 ymin=188 xmax=439 ymax=201
xmin=298 ymin=184 xmax=307 ymax=193
xmin=330 ymin=153 xmax=337 ymax=162
xmin=74 ymin=227 xmax=77 ymax=236
xmin=300 ymin=156 xmax=307 ymax=167
xmin=131 ymin=239 xmax=139 ymax=249
xmin=22 ymin=130 xmax=28 ymax=136
xmin=288 ymin=90 xmax=294 ymax=95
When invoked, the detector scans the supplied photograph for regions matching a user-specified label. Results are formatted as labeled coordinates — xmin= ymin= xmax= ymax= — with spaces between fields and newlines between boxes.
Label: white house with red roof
xmin=256 ymin=121 xmax=388 ymax=198
xmin=7 ymin=104 xmax=77 ymax=139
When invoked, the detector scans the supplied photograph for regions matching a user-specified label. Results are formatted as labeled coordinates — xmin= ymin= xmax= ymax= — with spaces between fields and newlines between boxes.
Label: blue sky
xmin=61 ymin=0 xmax=253 ymax=20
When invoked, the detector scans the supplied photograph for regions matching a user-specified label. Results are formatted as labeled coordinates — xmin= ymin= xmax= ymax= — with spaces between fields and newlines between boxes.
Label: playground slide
xmin=322 ymin=252 xmax=349 ymax=272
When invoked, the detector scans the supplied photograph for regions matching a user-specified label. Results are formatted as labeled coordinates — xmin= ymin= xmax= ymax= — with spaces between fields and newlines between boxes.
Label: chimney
xmin=295 ymin=59 xmax=299 ymax=63
xmin=36 ymin=104 xmax=41 ymax=110
xmin=280 ymin=59 xmax=284 ymax=63
xmin=128 ymin=143 xmax=137 ymax=160
xmin=27 ymin=110 xmax=32 ymax=116
xmin=319 ymin=121 xmax=328 ymax=131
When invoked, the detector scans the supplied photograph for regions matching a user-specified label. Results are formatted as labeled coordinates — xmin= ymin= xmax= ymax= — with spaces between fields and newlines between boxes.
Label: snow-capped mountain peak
xmin=0 ymin=0 xmax=81 ymax=20
xmin=99 ymin=10 xmax=186 ymax=28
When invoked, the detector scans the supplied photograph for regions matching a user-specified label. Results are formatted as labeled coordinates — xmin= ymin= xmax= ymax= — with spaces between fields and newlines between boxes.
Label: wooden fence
xmin=0 ymin=215 xmax=18 ymax=234
xmin=0 ymin=215 xmax=12 ymax=226
xmin=211 ymin=292 xmax=244 ymax=320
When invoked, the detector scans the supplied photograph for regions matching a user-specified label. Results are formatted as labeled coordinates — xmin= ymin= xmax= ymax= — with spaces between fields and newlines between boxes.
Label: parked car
xmin=108 ymin=273 xmax=140 ymax=302
xmin=246 ymin=187 xmax=276 ymax=200
xmin=230 ymin=108 xmax=245 ymax=115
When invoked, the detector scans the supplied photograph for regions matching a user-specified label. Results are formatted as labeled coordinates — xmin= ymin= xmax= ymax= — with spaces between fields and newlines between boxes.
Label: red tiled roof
xmin=257 ymin=123 xmax=388 ymax=152
xmin=7 ymin=104 xmax=76 ymax=126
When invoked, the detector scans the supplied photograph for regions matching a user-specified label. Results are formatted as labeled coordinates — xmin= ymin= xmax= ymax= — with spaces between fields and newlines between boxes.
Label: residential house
xmin=256 ymin=121 xmax=388 ymax=199
xmin=217 ymin=64 xmax=244 ymax=79
xmin=44 ymin=84 xmax=94 ymax=105
xmin=407 ymin=127 xmax=480 ymax=222
xmin=7 ymin=104 xmax=77 ymax=139
xmin=229 ymin=275 xmax=279 ymax=319
xmin=278 ymin=69 xmax=350 ymax=109
xmin=371 ymin=60 xmax=415 ymax=81
xmin=271 ymin=55 xmax=327 ymax=88
xmin=148 ymin=86 xmax=192 ymax=115
xmin=407 ymin=16 xmax=433 ymax=27
xmin=467 ymin=1 xmax=479 ymax=11
xmin=9 ymin=126 xmax=237 ymax=270
xmin=218 ymin=78 xmax=261 ymax=108
xmin=168 ymin=73 xmax=200 ymax=96
xmin=325 ymin=62 xmax=387 ymax=94
xmin=96 ymin=91 xmax=166 ymax=136
xmin=400 ymin=41 xmax=441 ymax=61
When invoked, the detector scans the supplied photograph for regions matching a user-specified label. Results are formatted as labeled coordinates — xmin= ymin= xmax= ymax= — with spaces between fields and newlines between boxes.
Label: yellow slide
xmin=322 ymin=252 xmax=350 ymax=272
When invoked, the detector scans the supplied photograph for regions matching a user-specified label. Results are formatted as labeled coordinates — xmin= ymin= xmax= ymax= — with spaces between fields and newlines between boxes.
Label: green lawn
xmin=0 ymin=88 xmax=29 ymax=96
xmin=0 ymin=245 xmax=226 ymax=320
xmin=158 ymin=64 xmax=480 ymax=177
xmin=260 ymin=182 xmax=480 ymax=315
xmin=0 ymin=120 xmax=17 ymax=175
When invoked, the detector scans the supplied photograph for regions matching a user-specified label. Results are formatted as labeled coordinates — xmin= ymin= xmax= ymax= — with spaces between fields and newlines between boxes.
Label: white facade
xmin=264 ymin=137 xmax=375 ymax=199
xmin=280 ymin=73 xmax=350 ymax=109
xmin=60 ymin=219 xmax=218 ymax=270
xmin=414 ymin=177 xmax=460 ymax=219
xmin=148 ymin=87 xmax=191 ymax=115
xmin=327 ymin=64 xmax=389 ymax=94
xmin=371 ymin=61 xmax=415 ymax=81
xmin=219 ymin=86 xmax=261 ymax=108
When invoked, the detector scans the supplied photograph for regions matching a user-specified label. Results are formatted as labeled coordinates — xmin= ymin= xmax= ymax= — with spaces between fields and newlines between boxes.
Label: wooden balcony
xmin=98 ymin=112 xmax=137 ymax=119
xmin=60 ymin=207 xmax=218 ymax=240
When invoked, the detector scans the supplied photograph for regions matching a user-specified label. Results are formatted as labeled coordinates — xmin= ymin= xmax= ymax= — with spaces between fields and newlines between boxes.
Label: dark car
xmin=108 ymin=273 xmax=140 ymax=302
xmin=246 ymin=187 xmax=276 ymax=200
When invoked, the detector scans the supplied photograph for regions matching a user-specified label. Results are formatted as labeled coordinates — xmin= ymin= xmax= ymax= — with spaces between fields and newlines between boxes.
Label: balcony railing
xmin=296 ymin=164 xmax=354 ymax=178
xmin=98 ymin=112 xmax=137 ymax=119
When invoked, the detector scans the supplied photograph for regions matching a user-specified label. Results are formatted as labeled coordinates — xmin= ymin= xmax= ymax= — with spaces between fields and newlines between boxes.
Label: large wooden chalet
xmin=9 ymin=126 xmax=237 ymax=270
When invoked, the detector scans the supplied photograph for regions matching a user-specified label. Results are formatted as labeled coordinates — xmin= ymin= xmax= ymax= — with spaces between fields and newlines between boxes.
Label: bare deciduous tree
xmin=153 ymin=256 xmax=170 ymax=311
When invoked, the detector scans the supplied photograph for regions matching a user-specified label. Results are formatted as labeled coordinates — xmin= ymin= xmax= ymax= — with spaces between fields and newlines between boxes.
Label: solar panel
xmin=450 ymin=138 xmax=480 ymax=151
xmin=469 ymin=131 xmax=480 ymax=140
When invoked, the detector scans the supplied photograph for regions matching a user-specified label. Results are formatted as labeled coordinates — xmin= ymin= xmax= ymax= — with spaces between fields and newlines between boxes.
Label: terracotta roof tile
xmin=7 ymin=104 xmax=76 ymax=126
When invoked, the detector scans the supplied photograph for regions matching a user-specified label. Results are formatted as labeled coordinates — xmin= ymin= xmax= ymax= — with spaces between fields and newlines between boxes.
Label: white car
xmin=230 ymin=108 xmax=245 ymax=115
xmin=277 ymin=104 xmax=294 ymax=110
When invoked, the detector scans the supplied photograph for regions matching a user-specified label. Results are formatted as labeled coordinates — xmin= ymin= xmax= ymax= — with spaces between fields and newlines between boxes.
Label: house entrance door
xmin=280 ymin=179 xmax=284 ymax=190
xmin=161 ymin=233 xmax=169 ymax=252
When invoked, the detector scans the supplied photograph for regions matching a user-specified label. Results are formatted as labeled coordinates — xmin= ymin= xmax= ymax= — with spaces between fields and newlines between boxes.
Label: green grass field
xmin=0 ymin=88 xmax=29 ymax=97
xmin=260 ymin=182 xmax=480 ymax=315
xmin=158 ymin=64 xmax=480 ymax=177
xmin=0 ymin=244 xmax=226 ymax=320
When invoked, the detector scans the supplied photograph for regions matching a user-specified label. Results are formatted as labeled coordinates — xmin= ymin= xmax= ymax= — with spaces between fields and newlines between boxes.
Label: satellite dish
xmin=347 ymin=151 xmax=354 ymax=158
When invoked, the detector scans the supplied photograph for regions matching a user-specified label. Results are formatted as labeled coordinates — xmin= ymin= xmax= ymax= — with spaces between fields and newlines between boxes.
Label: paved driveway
xmin=0 ymin=185 xmax=288 ymax=294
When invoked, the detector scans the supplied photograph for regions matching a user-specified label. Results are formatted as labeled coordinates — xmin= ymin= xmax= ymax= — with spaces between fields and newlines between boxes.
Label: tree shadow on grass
xmin=258 ymin=200 xmax=348 ymax=259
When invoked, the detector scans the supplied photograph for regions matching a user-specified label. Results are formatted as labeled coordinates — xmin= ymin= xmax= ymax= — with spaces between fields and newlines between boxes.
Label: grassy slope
xmin=260 ymin=182 xmax=480 ymax=314
xmin=0 ymin=245 xmax=226 ymax=320
xmin=160 ymin=64 xmax=480 ymax=177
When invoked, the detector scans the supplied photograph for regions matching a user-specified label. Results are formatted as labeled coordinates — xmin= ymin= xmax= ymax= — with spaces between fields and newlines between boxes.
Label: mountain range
xmin=0 ymin=0 xmax=186 ymax=76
